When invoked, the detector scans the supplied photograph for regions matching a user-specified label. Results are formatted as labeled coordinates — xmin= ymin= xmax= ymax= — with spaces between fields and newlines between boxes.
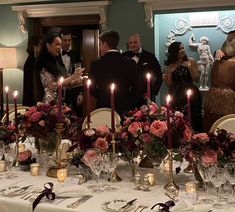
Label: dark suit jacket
xmin=89 ymin=51 xmax=145 ymax=115
xmin=122 ymin=49 xmax=162 ymax=96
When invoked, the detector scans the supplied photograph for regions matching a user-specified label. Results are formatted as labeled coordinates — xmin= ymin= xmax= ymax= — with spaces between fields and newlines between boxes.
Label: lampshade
xmin=0 ymin=48 xmax=17 ymax=69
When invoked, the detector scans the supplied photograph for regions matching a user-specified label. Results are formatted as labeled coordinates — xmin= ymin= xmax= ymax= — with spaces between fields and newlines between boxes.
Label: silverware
xmin=120 ymin=198 xmax=137 ymax=210
xmin=13 ymin=185 xmax=33 ymax=193
xmin=67 ymin=195 xmax=93 ymax=208
xmin=134 ymin=205 xmax=148 ymax=212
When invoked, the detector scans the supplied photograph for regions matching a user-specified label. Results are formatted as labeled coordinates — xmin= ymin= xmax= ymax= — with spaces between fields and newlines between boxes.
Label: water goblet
xmin=224 ymin=163 xmax=235 ymax=195
xmin=211 ymin=166 xmax=226 ymax=209
xmin=4 ymin=144 xmax=17 ymax=179
xmin=197 ymin=163 xmax=215 ymax=204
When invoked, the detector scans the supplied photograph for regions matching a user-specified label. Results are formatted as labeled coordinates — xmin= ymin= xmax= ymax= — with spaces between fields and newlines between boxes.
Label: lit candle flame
xmin=166 ymin=94 xmax=171 ymax=105
xmin=13 ymin=90 xmax=18 ymax=98
xmin=5 ymin=86 xmax=9 ymax=93
xmin=110 ymin=83 xmax=115 ymax=92
xmin=146 ymin=73 xmax=151 ymax=80
xmin=87 ymin=79 xmax=91 ymax=87
xmin=186 ymin=89 xmax=192 ymax=97
xmin=59 ymin=77 xmax=64 ymax=85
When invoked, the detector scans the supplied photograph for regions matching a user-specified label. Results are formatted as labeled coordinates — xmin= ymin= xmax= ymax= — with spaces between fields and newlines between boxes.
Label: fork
xmin=134 ymin=205 xmax=148 ymax=212
xmin=67 ymin=195 xmax=93 ymax=208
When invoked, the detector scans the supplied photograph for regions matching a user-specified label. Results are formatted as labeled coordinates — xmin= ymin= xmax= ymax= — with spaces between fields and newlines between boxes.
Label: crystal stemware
xmin=197 ymin=162 xmax=215 ymax=204
xmin=4 ymin=143 xmax=17 ymax=178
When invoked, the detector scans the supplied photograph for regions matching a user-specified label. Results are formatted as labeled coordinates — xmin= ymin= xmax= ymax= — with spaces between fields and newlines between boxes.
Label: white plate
xmin=1 ymin=186 xmax=29 ymax=196
xmin=102 ymin=199 xmax=136 ymax=212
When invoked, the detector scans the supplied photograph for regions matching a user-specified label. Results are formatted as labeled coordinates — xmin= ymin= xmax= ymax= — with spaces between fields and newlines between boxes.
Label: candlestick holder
xmin=164 ymin=149 xmax=179 ymax=195
xmin=12 ymin=133 xmax=19 ymax=167
xmin=110 ymin=133 xmax=122 ymax=182
xmin=46 ymin=122 xmax=65 ymax=178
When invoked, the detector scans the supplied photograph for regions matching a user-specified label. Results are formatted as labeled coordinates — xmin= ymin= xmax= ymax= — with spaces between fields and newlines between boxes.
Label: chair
xmin=210 ymin=114 xmax=235 ymax=133
xmin=82 ymin=108 xmax=121 ymax=130
xmin=1 ymin=106 xmax=29 ymax=123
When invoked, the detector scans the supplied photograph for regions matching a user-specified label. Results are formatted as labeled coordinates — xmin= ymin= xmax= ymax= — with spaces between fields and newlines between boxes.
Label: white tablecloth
xmin=0 ymin=169 xmax=233 ymax=212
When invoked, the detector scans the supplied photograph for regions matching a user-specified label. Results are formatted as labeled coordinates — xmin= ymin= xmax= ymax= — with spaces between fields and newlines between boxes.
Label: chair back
xmin=1 ymin=106 xmax=29 ymax=123
xmin=210 ymin=114 xmax=235 ymax=133
xmin=82 ymin=108 xmax=121 ymax=130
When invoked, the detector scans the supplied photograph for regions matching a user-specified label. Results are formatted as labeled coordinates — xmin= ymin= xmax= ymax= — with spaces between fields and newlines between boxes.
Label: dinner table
xmin=0 ymin=166 xmax=233 ymax=212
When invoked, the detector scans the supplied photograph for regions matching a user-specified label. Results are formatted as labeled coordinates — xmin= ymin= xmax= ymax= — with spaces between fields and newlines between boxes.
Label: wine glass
xmin=0 ymin=141 xmax=4 ymax=160
xmin=211 ymin=166 xmax=226 ymax=209
xmin=197 ymin=162 xmax=215 ymax=204
xmin=224 ymin=163 xmax=235 ymax=206
xmin=4 ymin=143 xmax=17 ymax=178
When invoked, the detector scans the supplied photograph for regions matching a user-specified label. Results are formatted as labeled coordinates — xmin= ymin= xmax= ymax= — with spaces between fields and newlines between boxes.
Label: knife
xmin=67 ymin=195 xmax=93 ymax=208
xmin=120 ymin=198 xmax=137 ymax=210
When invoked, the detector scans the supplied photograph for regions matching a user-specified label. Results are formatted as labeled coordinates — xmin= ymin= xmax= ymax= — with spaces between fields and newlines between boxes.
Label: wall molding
xmin=0 ymin=0 xmax=53 ymax=4
xmin=11 ymin=1 xmax=111 ymax=33
xmin=138 ymin=0 xmax=235 ymax=28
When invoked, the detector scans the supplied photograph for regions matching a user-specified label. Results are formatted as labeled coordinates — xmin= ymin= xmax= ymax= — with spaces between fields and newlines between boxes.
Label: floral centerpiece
xmin=116 ymin=100 xmax=192 ymax=163
xmin=179 ymin=129 xmax=235 ymax=168
xmin=18 ymin=101 xmax=82 ymax=153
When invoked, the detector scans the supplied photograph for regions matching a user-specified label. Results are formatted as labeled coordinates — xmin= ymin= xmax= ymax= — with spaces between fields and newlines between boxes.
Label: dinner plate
xmin=102 ymin=199 xmax=136 ymax=212
xmin=1 ymin=186 xmax=29 ymax=196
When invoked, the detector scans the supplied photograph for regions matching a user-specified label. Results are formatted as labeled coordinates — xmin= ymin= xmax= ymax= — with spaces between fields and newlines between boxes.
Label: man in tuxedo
xmin=59 ymin=28 xmax=83 ymax=117
xmin=122 ymin=33 xmax=162 ymax=100
xmin=89 ymin=30 xmax=145 ymax=115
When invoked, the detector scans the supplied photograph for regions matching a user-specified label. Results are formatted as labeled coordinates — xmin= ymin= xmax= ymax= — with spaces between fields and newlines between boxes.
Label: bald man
xmin=122 ymin=33 xmax=162 ymax=100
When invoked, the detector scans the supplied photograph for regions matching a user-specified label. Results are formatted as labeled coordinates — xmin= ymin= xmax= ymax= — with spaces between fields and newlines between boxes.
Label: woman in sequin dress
xmin=163 ymin=41 xmax=202 ymax=132
xmin=34 ymin=32 xmax=83 ymax=103
xmin=204 ymin=31 xmax=235 ymax=131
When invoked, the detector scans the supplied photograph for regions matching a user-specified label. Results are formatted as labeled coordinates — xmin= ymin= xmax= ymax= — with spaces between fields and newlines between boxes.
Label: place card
xmin=179 ymin=191 xmax=197 ymax=204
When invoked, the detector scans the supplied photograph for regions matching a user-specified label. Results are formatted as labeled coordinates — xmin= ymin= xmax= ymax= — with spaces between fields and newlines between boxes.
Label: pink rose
xmin=149 ymin=102 xmax=158 ymax=114
xmin=18 ymin=150 xmax=32 ymax=162
xmin=134 ymin=110 xmax=143 ymax=118
xmin=142 ymin=121 xmax=150 ymax=131
xmin=192 ymin=133 xmax=209 ymax=140
xmin=160 ymin=106 xmax=167 ymax=115
xmin=29 ymin=111 xmax=42 ymax=122
xmin=81 ymin=149 xmax=99 ymax=166
xmin=140 ymin=133 xmax=152 ymax=143
xmin=149 ymin=120 xmax=167 ymax=138
xmin=38 ymin=120 xmax=45 ymax=127
xmin=128 ymin=122 xmax=142 ymax=137
xmin=94 ymin=137 xmax=109 ymax=152
xmin=201 ymin=150 xmax=217 ymax=167
xmin=183 ymin=125 xmax=192 ymax=142
xmin=174 ymin=111 xmax=184 ymax=118
xmin=7 ymin=125 xmax=15 ymax=131
xmin=25 ymin=106 xmax=37 ymax=116
xmin=96 ymin=125 xmax=110 ymax=135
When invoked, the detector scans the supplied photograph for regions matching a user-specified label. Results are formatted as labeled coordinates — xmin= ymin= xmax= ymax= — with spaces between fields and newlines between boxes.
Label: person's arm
xmin=214 ymin=49 xmax=225 ymax=60
xmin=63 ymin=68 xmax=84 ymax=87
xmin=186 ymin=57 xmax=200 ymax=82
xmin=162 ymin=66 xmax=173 ymax=87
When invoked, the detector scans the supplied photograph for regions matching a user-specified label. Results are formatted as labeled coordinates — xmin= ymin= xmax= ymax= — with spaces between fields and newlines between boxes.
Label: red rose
xmin=128 ymin=121 xmax=142 ymax=137
xmin=96 ymin=125 xmax=110 ymax=136
xmin=140 ymin=133 xmax=152 ymax=143
xmin=134 ymin=110 xmax=142 ymax=118
xmin=149 ymin=120 xmax=167 ymax=138
xmin=29 ymin=111 xmax=42 ymax=122
xmin=192 ymin=133 xmax=209 ymax=140
xmin=201 ymin=150 xmax=217 ymax=167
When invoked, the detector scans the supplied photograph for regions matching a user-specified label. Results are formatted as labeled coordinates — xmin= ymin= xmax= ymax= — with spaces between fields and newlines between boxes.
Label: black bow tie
xmin=130 ymin=52 xmax=140 ymax=57
xmin=62 ymin=50 xmax=71 ymax=56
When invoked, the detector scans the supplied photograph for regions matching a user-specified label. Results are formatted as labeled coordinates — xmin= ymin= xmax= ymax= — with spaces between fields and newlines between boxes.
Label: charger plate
xmin=82 ymin=108 xmax=121 ymax=130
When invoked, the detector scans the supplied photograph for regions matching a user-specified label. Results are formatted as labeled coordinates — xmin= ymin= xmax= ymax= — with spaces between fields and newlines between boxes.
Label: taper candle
xmin=110 ymin=83 xmax=115 ymax=133
xmin=58 ymin=77 xmax=64 ymax=121
xmin=166 ymin=94 xmax=172 ymax=149
xmin=146 ymin=73 xmax=151 ymax=99
xmin=86 ymin=79 xmax=91 ymax=128
xmin=5 ymin=86 xmax=9 ymax=125
xmin=13 ymin=90 xmax=18 ymax=134
xmin=186 ymin=89 xmax=192 ymax=127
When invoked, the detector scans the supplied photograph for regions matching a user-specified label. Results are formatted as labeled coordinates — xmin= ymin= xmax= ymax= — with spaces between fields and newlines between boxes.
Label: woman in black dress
xmin=163 ymin=41 xmax=202 ymax=132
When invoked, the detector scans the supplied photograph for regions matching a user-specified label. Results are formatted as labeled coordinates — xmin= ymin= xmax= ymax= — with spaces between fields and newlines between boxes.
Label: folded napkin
xmin=55 ymin=185 xmax=91 ymax=198
xmin=172 ymin=200 xmax=193 ymax=212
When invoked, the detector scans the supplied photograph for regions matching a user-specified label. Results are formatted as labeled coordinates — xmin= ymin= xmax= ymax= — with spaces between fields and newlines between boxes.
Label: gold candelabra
xmin=110 ymin=133 xmax=122 ymax=182
xmin=164 ymin=149 xmax=179 ymax=195
xmin=46 ymin=122 xmax=65 ymax=178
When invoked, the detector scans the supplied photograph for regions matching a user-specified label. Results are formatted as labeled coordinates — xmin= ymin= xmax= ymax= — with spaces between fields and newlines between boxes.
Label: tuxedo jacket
xmin=122 ymin=49 xmax=162 ymax=95
xmin=89 ymin=51 xmax=145 ymax=115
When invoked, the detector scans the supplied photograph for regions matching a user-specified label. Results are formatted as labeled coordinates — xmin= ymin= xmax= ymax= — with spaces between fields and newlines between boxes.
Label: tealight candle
xmin=185 ymin=181 xmax=197 ymax=193
xmin=30 ymin=163 xmax=40 ymax=176
xmin=18 ymin=143 xmax=25 ymax=153
xmin=0 ymin=160 xmax=6 ymax=172
xmin=57 ymin=168 xmax=67 ymax=182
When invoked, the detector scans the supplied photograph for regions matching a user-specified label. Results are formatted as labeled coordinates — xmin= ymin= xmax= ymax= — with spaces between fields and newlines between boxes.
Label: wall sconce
xmin=0 ymin=48 xmax=17 ymax=118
